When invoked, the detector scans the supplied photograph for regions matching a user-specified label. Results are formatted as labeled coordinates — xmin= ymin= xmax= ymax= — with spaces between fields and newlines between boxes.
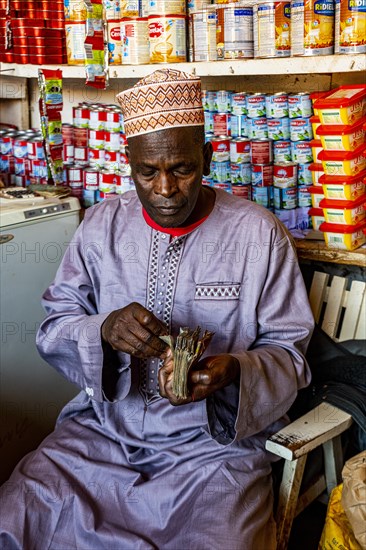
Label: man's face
xmin=126 ymin=126 xmax=212 ymax=227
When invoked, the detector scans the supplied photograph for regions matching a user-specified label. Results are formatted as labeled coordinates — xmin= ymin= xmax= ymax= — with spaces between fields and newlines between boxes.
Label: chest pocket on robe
xmin=194 ymin=283 xmax=241 ymax=300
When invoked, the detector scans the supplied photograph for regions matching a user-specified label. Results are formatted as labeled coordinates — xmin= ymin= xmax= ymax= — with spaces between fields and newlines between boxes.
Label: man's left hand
xmin=158 ymin=352 xmax=240 ymax=406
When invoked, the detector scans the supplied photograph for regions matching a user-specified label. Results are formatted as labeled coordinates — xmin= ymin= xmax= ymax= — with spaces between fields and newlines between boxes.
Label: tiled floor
xmin=288 ymin=501 xmax=327 ymax=550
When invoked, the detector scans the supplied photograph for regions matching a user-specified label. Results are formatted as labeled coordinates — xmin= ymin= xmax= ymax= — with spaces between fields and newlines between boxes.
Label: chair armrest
xmin=265 ymin=402 xmax=353 ymax=461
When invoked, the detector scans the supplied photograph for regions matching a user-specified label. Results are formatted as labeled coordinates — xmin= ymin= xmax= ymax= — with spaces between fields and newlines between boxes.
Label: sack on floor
xmin=318 ymin=484 xmax=362 ymax=550
xmin=341 ymin=451 xmax=366 ymax=550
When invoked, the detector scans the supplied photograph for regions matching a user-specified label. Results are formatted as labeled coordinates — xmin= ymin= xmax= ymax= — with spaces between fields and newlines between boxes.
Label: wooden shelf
xmin=1 ymin=54 xmax=365 ymax=79
xmin=295 ymin=239 xmax=366 ymax=267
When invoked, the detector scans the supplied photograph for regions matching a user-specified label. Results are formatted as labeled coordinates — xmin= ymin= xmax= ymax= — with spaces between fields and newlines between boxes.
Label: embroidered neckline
xmin=142 ymin=208 xmax=208 ymax=237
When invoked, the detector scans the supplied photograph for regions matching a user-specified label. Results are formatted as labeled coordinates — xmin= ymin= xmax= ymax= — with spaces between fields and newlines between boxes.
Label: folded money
xmin=161 ymin=326 xmax=214 ymax=399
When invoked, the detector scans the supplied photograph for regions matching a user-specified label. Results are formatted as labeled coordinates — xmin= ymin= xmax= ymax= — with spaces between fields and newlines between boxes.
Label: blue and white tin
xmin=230 ymin=162 xmax=252 ymax=184
xmin=246 ymin=93 xmax=267 ymax=118
xmin=247 ymin=117 xmax=268 ymax=139
xmin=215 ymin=90 xmax=233 ymax=113
xmin=297 ymin=163 xmax=313 ymax=186
xmin=210 ymin=160 xmax=231 ymax=183
xmin=273 ymin=140 xmax=292 ymax=162
xmin=290 ymin=118 xmax=313 ymax=141
xmin=288 ymin=93 xmax=312 ymax=119
xmin=230 ymin=114 xmax=248 ymax=138
xmin=297 ymin=185 xmax=312 ymax=207
xmin=267 ymin=117 xmax=290 ymax=140
xmin=231 ymin=93 xmax=248 ymax=115
xmin=252 ymin=185 xmax=273 ymax=208
xmin=291 ymin=141 xmax=313 ymax=163
xmin=203 ymin=90 xmax=217 ymax=112
xmin=265 ymin=93 xmax=289 ymax=118
xmin=204 ymin=111 xmax=214 ymax=133
xmin=273 ymin=186 xmax=297 ymax=209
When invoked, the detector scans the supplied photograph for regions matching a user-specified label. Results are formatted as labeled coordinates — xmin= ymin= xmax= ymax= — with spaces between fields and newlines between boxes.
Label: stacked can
xmin=116 ymin=1 xmax=150 ymax=66
xmin=148 ymin=1 xmax=187 ymax=64
xmin=63 ymin=101 xmax=134 ymax=207
xmin=189 ymin=4 xmax=216 ymax=62
xmin=246 ymin=93 xmax=273 ymax=208
xmin=64 ymin=0 xmax=87 ymax=65
xmin=203 ymin=90 xmax=232 ymax=193
xmin=202 ymin=88 xmax=315 ymax=224
xmin=0 ymin=128 xmax=47 ymax=187
xmin=0 ymin=1 xmax=66 ymax=65
xmin=287 ymin=92 xmax=314 ymax=216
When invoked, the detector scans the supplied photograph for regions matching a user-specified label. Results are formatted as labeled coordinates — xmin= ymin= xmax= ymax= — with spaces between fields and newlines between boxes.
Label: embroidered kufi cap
xmin=116 ymin=68 xmax=204 ymax=138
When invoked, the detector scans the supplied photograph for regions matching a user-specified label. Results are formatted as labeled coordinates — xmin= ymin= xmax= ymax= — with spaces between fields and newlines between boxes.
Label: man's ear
xmin=125 ymin=145 xmax=130 ymax=162
xmin=202 ymin=141 xmax=213 ymax=176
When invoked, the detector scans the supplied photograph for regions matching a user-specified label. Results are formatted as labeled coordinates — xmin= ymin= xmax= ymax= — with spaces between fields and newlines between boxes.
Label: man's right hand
xmin=101 ymin=302 xmax=168 ymax=359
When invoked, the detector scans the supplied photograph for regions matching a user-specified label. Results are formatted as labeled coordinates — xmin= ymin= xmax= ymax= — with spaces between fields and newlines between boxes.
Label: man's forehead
xmin=128 ymin=126 xmax=199 ymax=149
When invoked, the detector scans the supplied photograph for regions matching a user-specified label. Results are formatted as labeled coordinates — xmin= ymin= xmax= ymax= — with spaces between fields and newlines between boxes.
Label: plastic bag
xmin=319 ymin=484 xmax=362 ymax=550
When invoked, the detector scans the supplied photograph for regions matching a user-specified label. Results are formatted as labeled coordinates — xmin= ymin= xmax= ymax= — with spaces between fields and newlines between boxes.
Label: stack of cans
xmin=0 ymin=0 xmax=67 ymax=64
xmin=202 ymin=88 xmax=314 ymax=221
xmin=62 ymin=101 xmax=135 ymax=207
xmin=0 ymin=128 xmax=47 ymax=187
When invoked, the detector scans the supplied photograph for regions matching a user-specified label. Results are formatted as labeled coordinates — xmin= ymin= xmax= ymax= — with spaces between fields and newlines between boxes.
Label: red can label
xmin=232 ymin=184 xmax=251 ymax=199
xmin=62 ymin=124 xmax=74 ymax=145
xmin=273 ymin=162 xmax=298 ymax=188
xmin=213 ymin=113 xmax=231 ymax=136
xmin=1 ymin=137 xmax=14 ymax=155
xmin=104 ymin=131 xmax=121 ymax=152
xmin=27 ymin=139 xmax=45 ymax=160
xmin=251 ymin=164 xmax=273 ymax=187
xmin=73 ymin=128 xmax=88 ymax=147
xmin=250 ymin=139 xmax=273 ymax=164
xmin=13 ymin=140 xmax=28 ymax=159
xmin=230 ymin=138 xmax=251 ymax=163
xmin=211 ymin=137 xmax=231 ymax=161
xmin=100 ymin=171 xmax=121 ymax=186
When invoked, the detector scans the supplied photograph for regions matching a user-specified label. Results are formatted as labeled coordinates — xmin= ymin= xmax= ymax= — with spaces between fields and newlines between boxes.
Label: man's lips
xmin=154 ymin=205 xmax=183 ymax=214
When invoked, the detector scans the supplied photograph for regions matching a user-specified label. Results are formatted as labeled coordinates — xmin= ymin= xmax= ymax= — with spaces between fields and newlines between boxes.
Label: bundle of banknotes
xmin=161 ymin=326 xmax=214 ymax=399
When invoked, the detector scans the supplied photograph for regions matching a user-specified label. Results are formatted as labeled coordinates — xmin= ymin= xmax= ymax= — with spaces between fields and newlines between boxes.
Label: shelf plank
xmin=1 ymin=54 xmax=365 ymax=79
xmin=295 ymin=239 xmax=366 ymax=267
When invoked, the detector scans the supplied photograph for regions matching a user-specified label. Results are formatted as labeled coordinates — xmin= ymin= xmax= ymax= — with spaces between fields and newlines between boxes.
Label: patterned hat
xmin=116 ymin=68 xmax=204 ymax=138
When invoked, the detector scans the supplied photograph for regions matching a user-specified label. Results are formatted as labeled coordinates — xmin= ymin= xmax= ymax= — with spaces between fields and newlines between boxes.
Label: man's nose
xmin=154 ymin=173 xmax=177 ymax=198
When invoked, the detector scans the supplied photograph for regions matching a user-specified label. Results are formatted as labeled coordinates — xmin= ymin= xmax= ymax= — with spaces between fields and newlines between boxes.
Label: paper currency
xmin=161 ymin=326 xmax=214 ymax=399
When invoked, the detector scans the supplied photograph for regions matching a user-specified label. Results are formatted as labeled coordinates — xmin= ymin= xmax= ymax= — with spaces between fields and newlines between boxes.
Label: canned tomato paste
xmin=213 ymin=113 xmax=231 ymax=136
xmin=251 ymin=139 xmax=273 ymax=164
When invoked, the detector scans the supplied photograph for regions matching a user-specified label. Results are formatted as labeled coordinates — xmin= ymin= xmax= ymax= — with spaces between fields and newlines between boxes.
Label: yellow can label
xmin=339 ymin=0 xmax=366 ymax=53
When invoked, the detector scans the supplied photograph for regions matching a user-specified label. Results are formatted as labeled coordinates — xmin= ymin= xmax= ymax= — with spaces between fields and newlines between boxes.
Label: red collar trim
xmin=142 ymin=208 xmax=208 ymax=237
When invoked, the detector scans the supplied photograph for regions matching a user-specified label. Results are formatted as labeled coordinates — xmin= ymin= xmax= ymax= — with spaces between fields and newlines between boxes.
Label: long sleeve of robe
xmin=0 ymin=189 xmax=314 ymax=550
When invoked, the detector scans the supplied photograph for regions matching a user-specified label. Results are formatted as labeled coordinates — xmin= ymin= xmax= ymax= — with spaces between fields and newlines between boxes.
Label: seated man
xmin=0 ymin=69 xmax=314 ymax=549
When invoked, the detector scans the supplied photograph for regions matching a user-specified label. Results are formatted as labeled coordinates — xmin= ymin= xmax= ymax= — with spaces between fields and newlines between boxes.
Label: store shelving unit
xmin=1 ymin=54 xmax=365 ymax=78
xmin=1 ymin=53 xmax=365 ymax=128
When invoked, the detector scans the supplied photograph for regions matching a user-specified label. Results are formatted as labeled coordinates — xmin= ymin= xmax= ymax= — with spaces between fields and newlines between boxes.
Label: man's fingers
xmin=132 ymin=304 xmax=168 ymax=336
xmin=113 ymin=327 xmax=167 ymax=357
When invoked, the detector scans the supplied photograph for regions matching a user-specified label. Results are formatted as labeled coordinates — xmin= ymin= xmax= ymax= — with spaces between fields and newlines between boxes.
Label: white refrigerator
xmin=0 ymin=196 xmax=81 ymax=483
